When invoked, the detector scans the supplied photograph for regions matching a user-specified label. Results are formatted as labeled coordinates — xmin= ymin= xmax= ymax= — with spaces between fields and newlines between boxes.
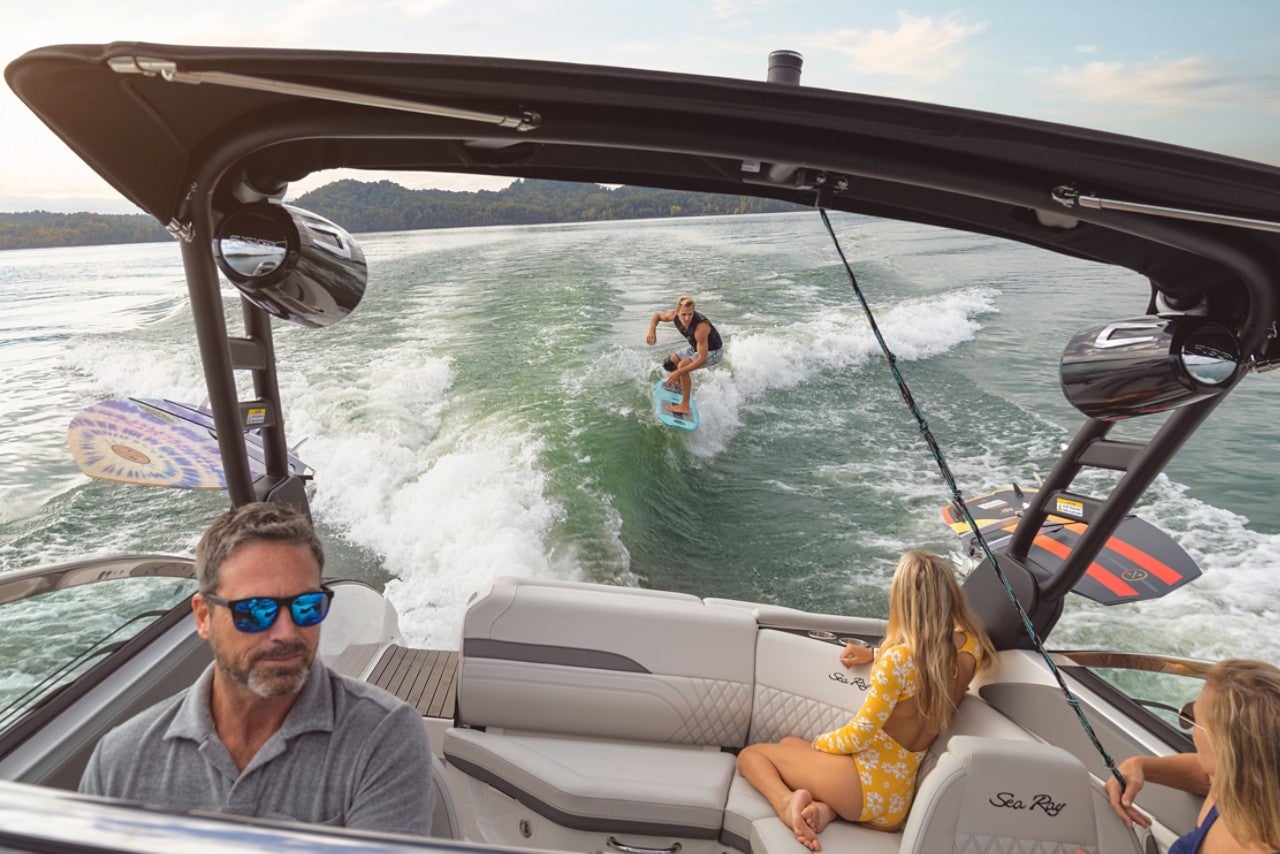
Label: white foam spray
xmin=676 ymin=287 xmax=999 ymax=456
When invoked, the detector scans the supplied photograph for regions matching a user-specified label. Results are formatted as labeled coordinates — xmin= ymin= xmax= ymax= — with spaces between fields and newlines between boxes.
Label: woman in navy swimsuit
xmin=1098 ymin=659 xmax=1280 ymax=853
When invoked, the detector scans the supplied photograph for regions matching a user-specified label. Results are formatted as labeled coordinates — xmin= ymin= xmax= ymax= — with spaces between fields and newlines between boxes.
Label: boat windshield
xmin=0 ymin=572 xmax=196 ymax=732
xmin=1060 ymin=650 xmax=1207 ymax=747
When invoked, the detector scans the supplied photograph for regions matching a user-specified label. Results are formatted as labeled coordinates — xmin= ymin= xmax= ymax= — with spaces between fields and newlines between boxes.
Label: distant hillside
xmin=0 ymin=211 xmax=169 ymax=250
xmin=291 ymin=178 xmax=801 ymax=233
xmin=0 ymin=179 xmax=801 ymax=250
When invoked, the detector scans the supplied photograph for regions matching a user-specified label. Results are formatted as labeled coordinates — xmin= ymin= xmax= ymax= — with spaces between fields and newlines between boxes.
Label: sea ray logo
xmin=829 ymin=672 xmax=869 ymax=690
xmin=988 ymin=792 xmax=1067 ymax=816
xmin=1122 ymin=569 xmax=1149 ymax=582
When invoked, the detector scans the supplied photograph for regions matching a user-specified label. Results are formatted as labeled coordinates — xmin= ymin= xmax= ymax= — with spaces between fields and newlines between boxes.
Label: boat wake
xmin=682 ymin=287 xmax=1000 ymax=457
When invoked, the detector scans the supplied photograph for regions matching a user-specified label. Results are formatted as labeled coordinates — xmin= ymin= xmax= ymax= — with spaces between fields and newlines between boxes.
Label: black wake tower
xmin=9 ymin=44 xmax=1280 ymax=647
xmin=965 ymin=400 xmax=1223 ymax=647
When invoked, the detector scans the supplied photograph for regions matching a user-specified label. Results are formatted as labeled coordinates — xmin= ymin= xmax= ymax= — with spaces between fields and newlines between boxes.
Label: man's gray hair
xmin=194 ymin=502 xmax=325 ymax=593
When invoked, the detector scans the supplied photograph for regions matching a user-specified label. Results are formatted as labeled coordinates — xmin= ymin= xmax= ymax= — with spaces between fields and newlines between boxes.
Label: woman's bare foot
xmin=786 ymin=789 xmax=821 ymax=851
xmin=801 ymin=799 xmax=837 ymax=835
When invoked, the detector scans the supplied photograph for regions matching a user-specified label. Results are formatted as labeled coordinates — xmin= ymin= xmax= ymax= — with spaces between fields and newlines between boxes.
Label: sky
xmin=2 ymin=0 xmax=1278 ymax=213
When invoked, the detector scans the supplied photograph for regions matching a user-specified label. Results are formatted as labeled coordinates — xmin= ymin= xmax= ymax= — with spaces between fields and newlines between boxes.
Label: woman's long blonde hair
xmin=1200 ymin=658 xmax=1280 ymax=848
xmin=880 ymin=550 xmax=996 ymax=730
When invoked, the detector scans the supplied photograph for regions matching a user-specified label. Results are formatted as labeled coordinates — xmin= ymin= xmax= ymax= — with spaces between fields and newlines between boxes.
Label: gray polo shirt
xmin=79 ymin=659 xmax=435 ymax=836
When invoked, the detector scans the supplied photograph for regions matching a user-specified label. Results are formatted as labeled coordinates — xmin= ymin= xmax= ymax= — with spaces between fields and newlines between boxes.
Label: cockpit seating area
xmin=443 ymin=576 xmax=1144 ymax=853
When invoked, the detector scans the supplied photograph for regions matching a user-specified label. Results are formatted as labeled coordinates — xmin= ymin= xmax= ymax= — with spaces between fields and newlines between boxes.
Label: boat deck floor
xmin=329 ymin=643 xmax=458 ymax=719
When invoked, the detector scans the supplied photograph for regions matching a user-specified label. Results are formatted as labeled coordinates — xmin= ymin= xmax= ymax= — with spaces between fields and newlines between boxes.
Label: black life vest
xmin=674 ymin=311 xmax=722 ymax=351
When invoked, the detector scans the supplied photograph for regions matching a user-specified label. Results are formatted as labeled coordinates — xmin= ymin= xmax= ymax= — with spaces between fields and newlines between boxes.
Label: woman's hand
xmin=839 ymin=642 xmax=874 ymax=669
xmin=1105 ymin=757 xmax=1152 ymax=828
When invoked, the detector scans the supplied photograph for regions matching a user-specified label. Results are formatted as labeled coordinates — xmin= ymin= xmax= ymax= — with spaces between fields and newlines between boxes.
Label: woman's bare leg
xmin=736 ymin=741 xmax=863 ymax=852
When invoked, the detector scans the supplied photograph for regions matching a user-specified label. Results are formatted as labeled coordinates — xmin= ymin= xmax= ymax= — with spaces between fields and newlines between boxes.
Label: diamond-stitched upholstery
xmin=672 ymin=678 xmax=754 ymax=744
xmin=954 ymin=836 xmax=1083 ymax=854
xmin=750 ymin=684 xmax=851 ymax=744
xmin=748 ymin=627 xmax=878 ymax=745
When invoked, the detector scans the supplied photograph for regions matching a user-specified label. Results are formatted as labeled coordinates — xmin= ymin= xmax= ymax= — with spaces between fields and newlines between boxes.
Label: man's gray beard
xmin=219 ymin=642 xmax=312 ymax=699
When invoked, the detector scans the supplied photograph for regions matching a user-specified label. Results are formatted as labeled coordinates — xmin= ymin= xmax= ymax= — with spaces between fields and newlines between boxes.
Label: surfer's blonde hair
xmin=881 ymin=550 xmax=996 ymax=730
xmin=676 ymin=295 xmax=695 ymax=308
xmin=1200 ymin=658 xmax=1280 ymax=848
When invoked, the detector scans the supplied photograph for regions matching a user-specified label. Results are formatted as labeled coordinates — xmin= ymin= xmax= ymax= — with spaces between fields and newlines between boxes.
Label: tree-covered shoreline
xmin=0 ymin=211 xmax=169 ymax=250
xmin=1 ymin=179 xmax=800 ymax=251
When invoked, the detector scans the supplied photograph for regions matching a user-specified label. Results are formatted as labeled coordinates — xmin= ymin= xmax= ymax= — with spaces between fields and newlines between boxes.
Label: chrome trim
xmin=1092 ymin=320 xmax=1160 ymax=349
xmin=607 ymin=837 xmax=682 ymax=854
xmin=1053 ymin=649 xmax=1211 ymax=679
xmin=110 ymin=57 xmax=542 ymax=132
xmin=1052 ymin=185 xmax=1280 ymax=234
xmin=0 ymin=555 xmax=194 ymax=607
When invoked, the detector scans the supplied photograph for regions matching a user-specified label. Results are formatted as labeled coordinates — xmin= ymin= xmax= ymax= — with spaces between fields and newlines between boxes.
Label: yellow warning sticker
xmin=1055 ymin=497 xmax=1084 ymax=518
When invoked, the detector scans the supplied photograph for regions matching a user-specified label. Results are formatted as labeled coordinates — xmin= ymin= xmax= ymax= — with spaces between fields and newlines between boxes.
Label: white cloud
xmin=1048 ymin=58 xmax=1278 ymax=111
xmin=226 ymin=0 xmax=369 ymax=45
xmin=802 ymin=11 xmax=986 ymax=81
xmin=708 ymin=0 xmax=744 ymax=21
xmin=705 ymin=0 xmax=770 ymax=23
xmin=380 ymin=0 xmax=456 ymax=18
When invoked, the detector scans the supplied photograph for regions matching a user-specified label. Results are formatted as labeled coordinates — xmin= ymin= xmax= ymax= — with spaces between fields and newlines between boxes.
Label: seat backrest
xmin=748 ymin=628 xmax=876 ymax=744
xmin=457 ymin=576 xmax=757 ymax=746
xmin=900 ymin=736 xmax=1101 ymax=854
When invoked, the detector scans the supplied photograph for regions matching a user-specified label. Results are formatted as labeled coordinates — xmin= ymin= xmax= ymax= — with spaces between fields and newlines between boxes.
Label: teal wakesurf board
xmin=653 ymin=381 xmax=699 ymax=431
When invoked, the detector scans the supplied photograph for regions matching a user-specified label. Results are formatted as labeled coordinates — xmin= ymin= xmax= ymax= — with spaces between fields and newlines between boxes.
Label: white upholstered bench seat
xmin=444 ymin=578 xmax=1143 ymax=854
xmin=444 ymin=728 xmax=735 ymax=838
xmin=445 ymin=576 xmax=757 ymax=849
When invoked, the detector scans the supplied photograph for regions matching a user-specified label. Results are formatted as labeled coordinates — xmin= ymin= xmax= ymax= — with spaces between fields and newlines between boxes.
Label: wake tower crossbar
xmin=963 ymin=393 xmax=1233 ymax=648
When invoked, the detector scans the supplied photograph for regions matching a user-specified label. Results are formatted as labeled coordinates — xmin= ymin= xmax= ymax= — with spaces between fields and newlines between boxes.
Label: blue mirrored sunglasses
xmin=203 ymin=586 xmax=335 ymax=633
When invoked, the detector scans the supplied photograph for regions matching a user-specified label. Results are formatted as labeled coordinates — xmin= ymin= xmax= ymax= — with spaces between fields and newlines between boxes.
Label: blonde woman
xmin=1098 ymin=658 xmax=1280 ymax=854
xmin=737 ymin=550 xmax=996 ymax=851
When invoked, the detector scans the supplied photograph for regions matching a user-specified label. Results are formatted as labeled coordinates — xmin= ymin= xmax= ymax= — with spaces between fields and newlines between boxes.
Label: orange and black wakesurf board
xmin=941 ymin=486 xmax=1201 ymax=605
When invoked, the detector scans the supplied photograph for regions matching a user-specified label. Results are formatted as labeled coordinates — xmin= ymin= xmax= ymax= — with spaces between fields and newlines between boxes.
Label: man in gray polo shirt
xmin=79 ymin=502 xmax=436 ymax=835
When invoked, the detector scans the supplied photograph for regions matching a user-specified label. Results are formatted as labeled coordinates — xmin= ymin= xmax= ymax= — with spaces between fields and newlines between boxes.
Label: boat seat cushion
xmin=748 ymin=627 xmax=881 ymax=744
xmin=900 ymin=735 xmax=1101 ymax=853
xmin=723 ymin=629 xmax=1035 ymax=852
xmin=457 ymin=576 xmax=756 ymax=746
xmin=749 ymin=808 xmax=902 ymax=854
xmin=443 ymin=727 xmax=736 ymax=838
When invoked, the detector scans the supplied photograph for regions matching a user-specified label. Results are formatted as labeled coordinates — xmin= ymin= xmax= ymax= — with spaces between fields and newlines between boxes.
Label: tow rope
xmin=818 ymin=208 xmax=1126 ymax=790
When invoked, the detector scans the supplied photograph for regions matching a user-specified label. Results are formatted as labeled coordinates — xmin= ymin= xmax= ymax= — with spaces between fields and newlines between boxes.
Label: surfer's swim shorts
xmin=677 ymin=345 xmax=723 ymax=367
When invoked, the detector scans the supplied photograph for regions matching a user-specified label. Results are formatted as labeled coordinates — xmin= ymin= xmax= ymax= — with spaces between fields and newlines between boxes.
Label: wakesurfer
xmin=646 ymin=295 xmax=723 ymax=415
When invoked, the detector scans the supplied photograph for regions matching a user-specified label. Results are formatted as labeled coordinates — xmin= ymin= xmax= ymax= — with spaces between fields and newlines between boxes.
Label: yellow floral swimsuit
xmin=811 ymin=634 xmax=981 ymax=828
